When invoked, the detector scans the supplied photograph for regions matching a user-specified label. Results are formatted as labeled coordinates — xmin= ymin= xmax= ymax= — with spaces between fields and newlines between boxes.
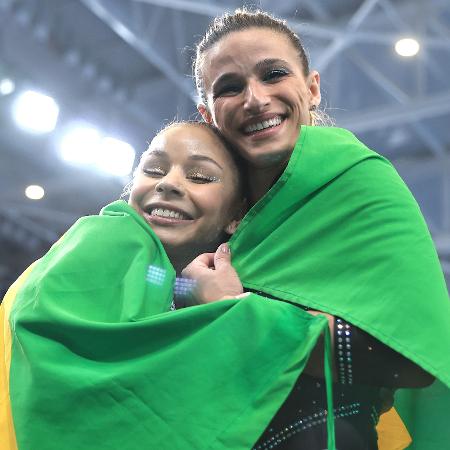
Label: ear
xmin=197 ymin=103 xmax=213 ymax=124
xmin=224 ymin=218 xmax=241 ymax=235
xmin=307 ymin=70 xmax=321 ymax=109
xmin=224 ymin=199 xmax=247 ymax=235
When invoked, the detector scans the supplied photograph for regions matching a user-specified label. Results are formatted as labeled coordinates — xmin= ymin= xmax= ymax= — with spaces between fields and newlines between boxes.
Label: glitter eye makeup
xmin=187 ymin=168 xmax=220 ymax=183
xmin=143 ymin=166 xmax=166 ymax=177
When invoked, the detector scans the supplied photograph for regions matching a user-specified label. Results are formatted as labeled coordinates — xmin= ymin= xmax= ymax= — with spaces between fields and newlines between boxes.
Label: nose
xmin=155 ymin=171 xmax=185 ymax=197
xmin=243 ymin=79 xmax=270 ymax=113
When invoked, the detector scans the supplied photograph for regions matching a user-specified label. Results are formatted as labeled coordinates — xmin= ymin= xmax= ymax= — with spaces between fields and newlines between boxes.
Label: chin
xmin=244 ymin=147 xmax=292 ymax=169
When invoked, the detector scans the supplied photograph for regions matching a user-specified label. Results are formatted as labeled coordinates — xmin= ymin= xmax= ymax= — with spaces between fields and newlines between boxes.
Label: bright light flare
xmin=59 ymin=126 xmax=135 ymax=176
xmin=96 ymin=137 xmax=136 ymax=176
xmin=395 ymin=38 xmax=420 ymax=57
xmin=25 ymin=185 xmax=45 ymax=200
xmin=0 ymin=78 xmax=15 ymax=96
xmin=60 ymin=126 xmax=101 ymax=165
xmin=13 ymin=90 xmax=59 ymax=133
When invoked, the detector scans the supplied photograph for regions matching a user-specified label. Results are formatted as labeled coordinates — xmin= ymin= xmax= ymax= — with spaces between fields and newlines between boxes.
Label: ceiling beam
xmin=79 ymin=0 xmax=196 ymax=101
xmin=1 ymin=203 xmax=81 ymax=227
xmin=394 ymin=155 xmax=450 ymax=182
xmin=1 ymin=209 xmax=59 ymax=243
xmin=132 ymin=0 xmax=450 ymax=49
xmin=316 ymin=0 xmax=381 ymax=71
xmin=338 ymin=89 xmax=450 ymax=134
xmin=133 ymin=0 xmax=224 ymax=17
xmin=130 ymin=0 xmax=343 ymax=40
xmin=347 ymin=50 xmax=447 ymax=157
xmin=300 ymin=2 xmax=330 ymax=22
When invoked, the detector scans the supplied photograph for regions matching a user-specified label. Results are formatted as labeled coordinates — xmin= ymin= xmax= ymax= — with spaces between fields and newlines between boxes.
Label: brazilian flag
xmin=2 ymin=126 xmax=449 ymax=450
xmin=1 ymin=201 xmax=335 ymax=450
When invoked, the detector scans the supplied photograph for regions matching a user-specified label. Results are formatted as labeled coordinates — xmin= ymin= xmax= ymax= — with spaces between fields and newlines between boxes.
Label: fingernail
xmin=219 ymin=243 xmax=230 ymax=254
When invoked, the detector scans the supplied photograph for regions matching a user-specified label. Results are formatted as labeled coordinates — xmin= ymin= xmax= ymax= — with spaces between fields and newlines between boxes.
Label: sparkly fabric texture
xmin=254 ymin=374 xmax=381 ymax=450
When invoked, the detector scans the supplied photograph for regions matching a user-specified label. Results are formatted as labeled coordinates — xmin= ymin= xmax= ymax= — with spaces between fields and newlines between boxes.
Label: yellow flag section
xmin=1 ymin=263 xmax=38 ymax=450
xmin=377 ymin=408 xmax=412 ymax=450
xmin=1 ymin=234 xmax=75 ymax=450
xmin=0 ymin=304 xmax=17 ymax=450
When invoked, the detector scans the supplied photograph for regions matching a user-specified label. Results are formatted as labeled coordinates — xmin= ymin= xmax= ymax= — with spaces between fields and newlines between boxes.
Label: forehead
xmin=201 ymin=28 xmax=302 ymax=83
xmin=147 ymin=125 xmax=232 ymax=164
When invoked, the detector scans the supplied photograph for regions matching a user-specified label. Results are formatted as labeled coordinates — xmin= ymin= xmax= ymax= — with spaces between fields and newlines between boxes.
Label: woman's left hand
xmin=181 ymin=243 xmax=245 ymax=305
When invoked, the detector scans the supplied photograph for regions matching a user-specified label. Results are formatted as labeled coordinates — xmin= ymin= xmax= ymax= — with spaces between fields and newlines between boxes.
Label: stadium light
xmin=25 ymin=185 xmax=45 ymax=200
xmin=60 ymin=126 xmax=101 ymax=165
xmin=395 ymin=38 xmax=420 ymax=57
xmin=96 ymin=137 xmax=136 ymax=177
xmin=0 ymin=78 xmax=15 ymax=96
xmin=59 ymin=125 xmax=135 ymax=176
xmin=12 ymin=90 xmax=59 ymax=133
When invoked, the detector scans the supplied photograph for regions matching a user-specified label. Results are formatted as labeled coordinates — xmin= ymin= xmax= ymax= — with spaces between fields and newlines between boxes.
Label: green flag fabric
xmin=2 ymin=201 xmax=335 ymax=450
xmin=395 ymin=381 xmax=450 ymax=450
xmin=3 ymin=125 xmax=448 ymax=449
xmin=229 ymin=125 xmax=450 ymax=448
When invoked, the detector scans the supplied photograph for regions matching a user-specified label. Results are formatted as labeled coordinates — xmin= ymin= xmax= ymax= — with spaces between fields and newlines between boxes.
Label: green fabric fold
xmin=8 ymin=125 xmax=448 ymax=449
xmin=230 ymin=125 xmax=450 ymax=448
xmin=230 ymin=125 xmax=450 ymax=387
xmin=8 ymin=201 xmax=335 ymax=450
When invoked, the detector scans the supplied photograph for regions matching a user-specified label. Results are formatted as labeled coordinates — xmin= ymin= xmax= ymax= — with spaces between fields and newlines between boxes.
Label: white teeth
xmin=245 ymin=116 xmax=282 ymax=133
xmin=150 ymin=208 xmax=186 ymax=219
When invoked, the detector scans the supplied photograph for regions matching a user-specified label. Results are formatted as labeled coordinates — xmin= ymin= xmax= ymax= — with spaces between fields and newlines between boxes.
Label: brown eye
xmin=263 ymin=68 xmax=289 ymax=82
xmin=213 ymin=82 xmax=243 ymax=99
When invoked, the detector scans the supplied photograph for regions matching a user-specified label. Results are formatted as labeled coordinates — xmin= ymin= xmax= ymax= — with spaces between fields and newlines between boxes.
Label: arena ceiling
xmin=1 ymin=0 xmax=449 ymax=295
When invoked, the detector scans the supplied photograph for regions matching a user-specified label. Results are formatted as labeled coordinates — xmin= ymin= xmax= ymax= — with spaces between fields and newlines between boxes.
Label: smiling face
xmin=128 ymin=124 xmax=242 ymax=260
xmin=198 ymin=28 xmax=321 ymax=169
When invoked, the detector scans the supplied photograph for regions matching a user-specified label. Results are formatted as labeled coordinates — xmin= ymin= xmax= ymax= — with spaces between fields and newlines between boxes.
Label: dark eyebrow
xmin=255 ymin=58 xmax=291 ymax=71
xmin=189 ymin=154 xmax=223 ymax=170
xmin=145 ymin=149 xmax=167 ymax=158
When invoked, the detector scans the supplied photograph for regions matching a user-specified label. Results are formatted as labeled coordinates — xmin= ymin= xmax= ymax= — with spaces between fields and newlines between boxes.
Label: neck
xmin=166 ymin=248 xmax=196 ymax=276
xmin=246 ymin=145 xmax=293 ymax=205
xmin=249 ymin=163 xmax=288 ymax=205
xmin=164 ymin=237 xmax=225 ymax=275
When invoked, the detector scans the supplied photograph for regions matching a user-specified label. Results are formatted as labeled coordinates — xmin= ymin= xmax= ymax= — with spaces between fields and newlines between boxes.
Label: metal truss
xmin=77 ymin=0 xmax=450 ymax=246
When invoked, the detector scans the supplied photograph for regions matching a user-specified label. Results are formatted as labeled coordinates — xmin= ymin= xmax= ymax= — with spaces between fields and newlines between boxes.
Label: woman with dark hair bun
xmin=188 ymin=8 xmax=450 ymax=450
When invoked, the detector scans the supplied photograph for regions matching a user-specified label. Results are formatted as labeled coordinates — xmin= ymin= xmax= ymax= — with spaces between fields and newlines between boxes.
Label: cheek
xmin=196 ymin=186 xmax=234 ymax=218
xmin=129 ymin=178 xmax=152 ymax=203
xmin=128 ymin=191 xmax=141 ymax=210
xmin=214 ymin=188 xmax=239 ymax=220
xmin=212 ymin=100 xmax=235 ymax=129
xmin=294 ymin=86 xmax=310 ymax=110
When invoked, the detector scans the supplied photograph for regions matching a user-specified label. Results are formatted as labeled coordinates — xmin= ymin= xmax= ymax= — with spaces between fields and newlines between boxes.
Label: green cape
xmin=230 ymin=125 xmax=450 ymax=448
xmin=2 ymin=201 xmax=335 ymax=450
